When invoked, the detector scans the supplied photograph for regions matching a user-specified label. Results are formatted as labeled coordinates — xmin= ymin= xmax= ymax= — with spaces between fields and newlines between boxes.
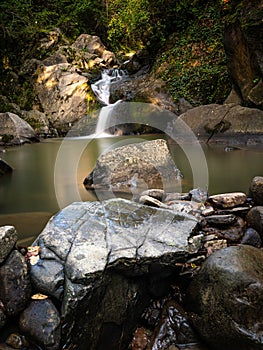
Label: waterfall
xmin=91 ymin=68 xmax=127 ymax=106
xmin=91 ymin=68 xmax=127 ymax=137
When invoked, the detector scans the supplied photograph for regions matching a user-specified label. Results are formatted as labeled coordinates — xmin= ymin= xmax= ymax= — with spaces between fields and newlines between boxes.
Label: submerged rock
xmin=186 ymin=245 xmax=263 ymax=350
xmin=30 ymin=198 xmax=199 ymax=350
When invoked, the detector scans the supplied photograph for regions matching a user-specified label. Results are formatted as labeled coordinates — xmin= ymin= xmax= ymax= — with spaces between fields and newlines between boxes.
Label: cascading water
xmin=91 ymin=68 xmax=127 ymax=137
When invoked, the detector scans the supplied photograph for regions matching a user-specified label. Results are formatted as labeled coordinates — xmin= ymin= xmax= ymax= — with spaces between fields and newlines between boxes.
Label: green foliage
xmin=106 ymin=0 xmax=169 ymax=52
xmin=152 ymin=1 xmax=231 ymax=105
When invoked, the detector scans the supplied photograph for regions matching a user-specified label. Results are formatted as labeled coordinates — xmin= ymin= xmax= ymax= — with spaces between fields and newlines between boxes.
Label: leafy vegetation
xmin=152 ymin=1 xmax=232 ymax=105
xmin=0 ymin=0 xmax=246 ymax=107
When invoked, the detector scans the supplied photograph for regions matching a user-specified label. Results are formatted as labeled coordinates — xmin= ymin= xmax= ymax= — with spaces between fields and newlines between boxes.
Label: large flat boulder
xmin=30 ymin=198 xmax=199 ymax=350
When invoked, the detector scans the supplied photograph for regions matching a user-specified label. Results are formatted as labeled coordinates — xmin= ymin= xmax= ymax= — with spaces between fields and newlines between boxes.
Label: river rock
xmin=204 ymin=214 xmax=237 ymax=226
xmin=19 ymin=299 xmax=61 ymax=350
xmin=186 ymin=245 xmax=263 ymax=350
xmin=241 ymin=227 xmax=262 ymax=248
xmin=30 ymin=198 xmax=199 ymax=350
xmin=208 ymin=192 xmax=247 ymax=208
xmin=83 ymin=139 xmax=182 ymax=195
xmin=0 ymin=160 xmax=13 ymax=177
xmin=0 ymin=113 xmax=37 ymax=144
xmin=249 ymin=176 xmax=263 ymax=205
xmin=0 ymin=250 xmax=31 ymax=317
xmin=140 ymin=189 xmax=166 ymax=202
xmin=203 ymin=217 xmax=245 ymax=243
xmin=246 ymin=206 xmax=263 ymax=236
xmin=179 ymin=104 xmax=263 ymax=143
xmin=0 ymin=226 xmax=17 ymax=264
xmin=139 ymin=195 xmax=167 ymax=208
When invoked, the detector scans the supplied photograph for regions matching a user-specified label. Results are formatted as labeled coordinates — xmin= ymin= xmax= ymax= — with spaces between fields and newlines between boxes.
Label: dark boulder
xmin=246 ymin=206 xmax=263 ymax=237
xmin=186 ymin=245 xmax=263 ymax=350
xmin=0 ymin=250 xmax=31 ymax=317
xmin=241 ymin=227 xmax=262 ymax=248
xmin=19 ymin=299 xmax=61 ymax=350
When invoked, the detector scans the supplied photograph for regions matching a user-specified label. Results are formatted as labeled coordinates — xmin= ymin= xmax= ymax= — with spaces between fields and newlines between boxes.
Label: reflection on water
xmin=0 ymin=136 xmax=262 ymax=244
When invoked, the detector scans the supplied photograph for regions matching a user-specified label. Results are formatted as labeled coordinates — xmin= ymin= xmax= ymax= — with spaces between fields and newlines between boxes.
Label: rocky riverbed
xmin=0 ymin=176 xmax=263 ymax=350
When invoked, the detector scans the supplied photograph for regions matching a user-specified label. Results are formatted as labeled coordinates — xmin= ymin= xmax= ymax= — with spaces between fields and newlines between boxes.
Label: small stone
xmin=5 ymin=333 xmax=29 ymax=349
xmin=241 ymin=228 xmax=262 ymax=248
xmin=246 ymin=206 xmax=263 ymax=236
xmin=188 ymin=234 xmax=204 ymax=253
xmin=205 ymin=214 xmax=237 ymax=226
xmin=204 ymin=239 xmax=227 ymax=256
xmin=140 ymin=189 xmax=165 ymax=201
xmin=249 ymin=176 xmax=263 ymax=205
xmin=216 ymin=217 xmax=245 ymax=243
xmin=201 ymin=206 xmax=214 ymax=216
xmin=216 ymin=206 xmax=251 ymax=217
xmin=209 ymin=192 xmax=247 ymax=208
xmin=139 ymin=195 xmax=167 ymax=208
xmin=0 ymin=226 xmax=18 ymax=264
xmin=189 ymin=188 xmax=208 ymax=203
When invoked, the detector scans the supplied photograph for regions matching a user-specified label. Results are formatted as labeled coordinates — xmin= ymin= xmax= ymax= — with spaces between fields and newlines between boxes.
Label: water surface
xmin=0 ymin=136 xmax=262 ymax=244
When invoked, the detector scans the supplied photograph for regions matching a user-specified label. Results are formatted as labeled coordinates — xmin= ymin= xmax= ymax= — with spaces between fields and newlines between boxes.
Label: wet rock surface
xmin=0 ymin=226 xmax=17 ymax=263
xmin=186 ymin=245 xmax=263 ymax=350
xmin=19 ymin=299 xmax=61 ymax=350
xmin=0 ymin=250 xmax=31 ymax=317
xmin=31 ymin=197 xmax=198 ymax=350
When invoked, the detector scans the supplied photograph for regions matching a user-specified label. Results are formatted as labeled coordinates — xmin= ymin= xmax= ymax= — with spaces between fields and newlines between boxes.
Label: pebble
xmin=209 ymin=192 xmax=247 ymax=208
xmin=204 ymin=214 xmax=237 ymax=226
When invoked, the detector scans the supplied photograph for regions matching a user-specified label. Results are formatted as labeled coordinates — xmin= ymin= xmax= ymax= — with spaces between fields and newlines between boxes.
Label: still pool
xmin=0 ymin=136 xmax=262 ymax=245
